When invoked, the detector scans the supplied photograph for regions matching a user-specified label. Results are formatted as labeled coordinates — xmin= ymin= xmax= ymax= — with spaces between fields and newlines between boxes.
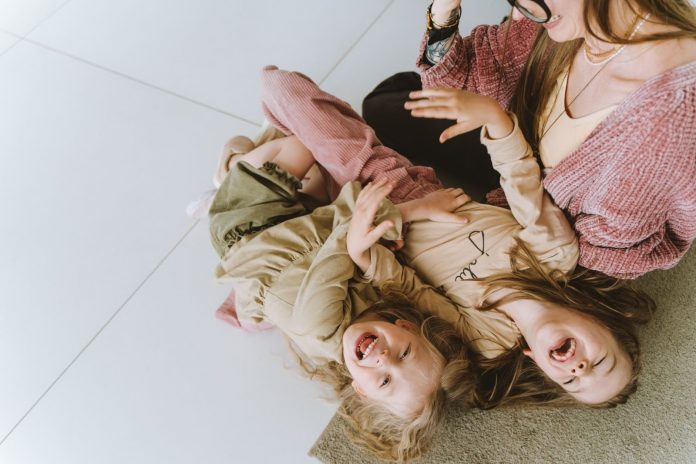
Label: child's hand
xmin=347 ymin=179 xmax=396 ymax=273
xmin=399 ymin=188 xmax=470 ymax=224
xmin=405 ymin=88 xmax=514 ymax=142
xmin=421 ymin=188 xmax=471 ymax=223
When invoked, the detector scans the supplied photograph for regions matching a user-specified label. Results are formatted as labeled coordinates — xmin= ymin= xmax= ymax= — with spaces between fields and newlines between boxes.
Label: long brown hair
xmin=508 ymin=0 xmax=696 ymax=155
xmin=473 ymin=241 xmax=655 ymax=409
xmin=296 ymin=289 xmax=475 ymax=463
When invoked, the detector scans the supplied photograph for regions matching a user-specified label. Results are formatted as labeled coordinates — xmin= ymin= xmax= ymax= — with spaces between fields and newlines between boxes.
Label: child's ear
xmin=522 ymin=348 xmax=535 ymax=360
xmin=394 ymin=319 xmax=418 ymax=333
xmin=351 ymin=381 xmax=367 ymax=400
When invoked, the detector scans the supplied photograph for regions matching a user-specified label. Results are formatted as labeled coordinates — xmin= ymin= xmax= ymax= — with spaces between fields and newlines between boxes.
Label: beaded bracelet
xmin=426 ymin=3 xmax=461 ymax=31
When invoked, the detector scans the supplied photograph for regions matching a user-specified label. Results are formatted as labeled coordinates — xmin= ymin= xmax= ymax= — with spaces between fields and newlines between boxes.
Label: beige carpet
xmin=310 ymin=246 xmax=696 ymax=463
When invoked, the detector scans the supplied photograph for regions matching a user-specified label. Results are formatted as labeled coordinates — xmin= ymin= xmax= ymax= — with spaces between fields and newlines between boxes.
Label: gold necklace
xmin=583 ymin=42 xmax=619 ymax=58
xmin=540 ymin=13 xmax=651 ymax=148
xmin=583 ymin=13 xmax=649 ymax=66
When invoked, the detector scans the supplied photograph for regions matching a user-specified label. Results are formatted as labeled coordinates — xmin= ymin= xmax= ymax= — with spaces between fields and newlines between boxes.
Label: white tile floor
xmin=0 ymin=1 xmax=507 ymax=463
xmin=0 ymin=30 xmax=20 ymax=54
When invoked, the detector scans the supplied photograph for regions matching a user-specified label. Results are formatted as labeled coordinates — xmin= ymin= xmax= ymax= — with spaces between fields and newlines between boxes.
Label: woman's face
xmin=522 ymin=303 xmax=632 ymax=404
xmin=341 ymin=315 xmax=443 ymax=418
xmin=512 ymin=0 xmax=587 ymax=42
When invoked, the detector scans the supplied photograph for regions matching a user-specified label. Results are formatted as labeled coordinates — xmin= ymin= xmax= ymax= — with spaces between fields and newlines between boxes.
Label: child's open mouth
xmin=355 ymin=333 xmax=378 ymax=361
xmin=550 ymin=338 xmax=576 ymax=362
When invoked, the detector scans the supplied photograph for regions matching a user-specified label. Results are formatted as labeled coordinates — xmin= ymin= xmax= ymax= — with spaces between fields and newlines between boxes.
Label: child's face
xmin=341 ymin=316 xmax=444 ymax=418
xmin=522 ymin=303 xmax=632 ymax=404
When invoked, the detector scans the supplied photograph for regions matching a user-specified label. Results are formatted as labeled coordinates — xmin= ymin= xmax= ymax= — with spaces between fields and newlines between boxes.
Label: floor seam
xmin=318 ymin=0 xmax=396 ymax=86
xmin=0 ymin=220 xmax=201 ymax=447
xmin=0 ymin=0 xmax=73 ymax=57
xmin=8 ymin=36 xmax=261 ymax=127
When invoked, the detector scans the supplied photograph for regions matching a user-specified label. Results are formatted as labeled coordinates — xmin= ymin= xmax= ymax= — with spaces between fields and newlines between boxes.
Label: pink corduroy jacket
xmin=417 ymin=19 xmax=696 ymax=279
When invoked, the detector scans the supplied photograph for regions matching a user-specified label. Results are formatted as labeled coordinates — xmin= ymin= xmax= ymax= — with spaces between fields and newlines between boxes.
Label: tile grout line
xmin=2 ymin=1 xmax=398 ymax=125
xmin=0 ymin=0 xmax=73 ymax=57
xmin=0 ymin=220 xmax=201 ymax=447
xmin=1 ymin=34 xmax=261 ymax=128
xmin=0 ymin=1 xmax=392 ymax=444
xmin=318 ymin=0 xmax=396 ymax=86
xmin=0 ymin=30 xmax=22 ymax=58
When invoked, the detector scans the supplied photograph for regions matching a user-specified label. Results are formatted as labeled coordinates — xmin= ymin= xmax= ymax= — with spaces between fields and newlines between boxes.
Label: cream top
xmin=399 ymin=117 xmax=579 ymax=358
xmin=220 ymin=118 xmax=579 ymax=362
xmin=539 ymin=70 xmax=617 ymax=169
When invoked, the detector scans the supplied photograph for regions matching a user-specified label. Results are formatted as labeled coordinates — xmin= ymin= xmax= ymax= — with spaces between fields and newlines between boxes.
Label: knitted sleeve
xmin=417 ymin=18 xmax=539 ymax=108
xmin=576 ymin=189 xmax=696 ymax=279
xmin=574 ymin=94 xmax=696 ymax=279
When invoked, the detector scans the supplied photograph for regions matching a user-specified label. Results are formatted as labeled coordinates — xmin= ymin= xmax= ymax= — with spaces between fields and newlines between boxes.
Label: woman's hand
xmin=347 ymin=179 xmax=397 ymax=273
xmin=398 ymin=188 xmax=471 ymax=224
xmin=405 ymin=88 xmax=514 ymax=142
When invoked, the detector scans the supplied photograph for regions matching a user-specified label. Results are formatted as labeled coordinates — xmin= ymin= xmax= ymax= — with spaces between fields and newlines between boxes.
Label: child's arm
xmin=347 ymin=179 xmax=472 ymax=269
xmin=345 ymin=179 xmax=398 ymax=272
xmin=347 ymin=180 xmax=464 ymax=328
xmin=417 ymin=16 xmax=539 ymax=108
xmin=405 ymin=90 xmax=577 ymax=270
xmin=480 ymin=115 xmax=578 ymax=268
xmin=288 ymin=228 xmax=364 ymax=362
xmin=362 ymin=244 xmax=464 ymax=328
xmin=396 ymin=187 xmax=471 ymax=224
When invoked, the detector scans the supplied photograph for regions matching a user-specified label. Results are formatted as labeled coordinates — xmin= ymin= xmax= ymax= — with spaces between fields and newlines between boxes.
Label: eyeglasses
xmin=506 ymin=0 xmax=552 ymax=23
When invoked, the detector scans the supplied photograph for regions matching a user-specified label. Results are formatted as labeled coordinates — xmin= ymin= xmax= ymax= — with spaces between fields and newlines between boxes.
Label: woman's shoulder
xmin=628 ymin=58 xmax=696 ymax=102
xmin=611 ymin=60 xmax=696 ymax=137
xmin=645 ymin=59 xmax=696 ymax=92
xmin=546 ymin=66 xmax=696 ymax=205
xmin=604 ymin=72 xmax=695 ymax=171
xmin=615 ymin=33 xmax=696 ymax=95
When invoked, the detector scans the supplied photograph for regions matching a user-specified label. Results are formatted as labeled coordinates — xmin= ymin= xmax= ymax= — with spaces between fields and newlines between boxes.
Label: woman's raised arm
xmin=417 ymin=12 xmax=538 ymax=108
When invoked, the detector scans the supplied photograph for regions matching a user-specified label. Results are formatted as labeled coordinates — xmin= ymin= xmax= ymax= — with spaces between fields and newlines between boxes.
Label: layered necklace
xmin=583 ymin=13 xmax=651 ymax=66
xmin=539 ymin=13 xmax=651 ymax=142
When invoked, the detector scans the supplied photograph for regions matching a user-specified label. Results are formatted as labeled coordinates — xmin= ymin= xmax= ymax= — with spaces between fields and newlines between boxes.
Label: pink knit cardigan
xmin=417 ymin=19 xmax=696 ymax=279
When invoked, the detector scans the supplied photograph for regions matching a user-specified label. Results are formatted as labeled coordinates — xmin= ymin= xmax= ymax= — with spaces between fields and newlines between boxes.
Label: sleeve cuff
xmin=480 ymin=113 xmax=532 ymax=164
xmin=418 ymin=33 xmax=466 ymax=86
xmin=356 ymin=246 xmax=379 ymax=283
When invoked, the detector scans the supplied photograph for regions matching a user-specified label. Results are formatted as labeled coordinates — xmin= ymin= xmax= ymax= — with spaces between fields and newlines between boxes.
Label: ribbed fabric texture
xmin=259 ymin=66 xmax=442 ymax=205
xmin=418 ymin=18 xmax=539 ymax=108
xmin=417 ymin=19 xmax=696 ymax=279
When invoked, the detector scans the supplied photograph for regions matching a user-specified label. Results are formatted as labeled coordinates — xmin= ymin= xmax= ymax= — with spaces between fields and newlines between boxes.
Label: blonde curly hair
xmin=296 ymin=288 xmax=475 ymax=462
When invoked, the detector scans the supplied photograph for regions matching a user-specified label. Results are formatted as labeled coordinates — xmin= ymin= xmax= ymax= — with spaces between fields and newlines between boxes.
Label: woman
xmin=364 ymin=0 xmax=696 ymax=278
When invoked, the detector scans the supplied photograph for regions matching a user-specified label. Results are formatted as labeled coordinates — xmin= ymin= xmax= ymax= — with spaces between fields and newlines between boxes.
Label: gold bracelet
xmin=426 ymin=4 xmax=461 ymax=31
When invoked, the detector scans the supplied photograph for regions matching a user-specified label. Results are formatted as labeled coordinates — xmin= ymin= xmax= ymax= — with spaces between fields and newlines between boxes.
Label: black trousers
xmin=362 ymin=72 xmax=500 ymax=202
